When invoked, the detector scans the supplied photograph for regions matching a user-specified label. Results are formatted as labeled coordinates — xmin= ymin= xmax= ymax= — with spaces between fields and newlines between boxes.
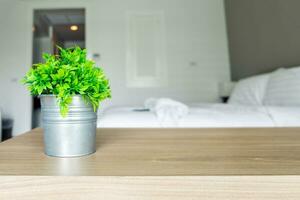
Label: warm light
xmin=70 ymin=25 xmax=78 ymax=31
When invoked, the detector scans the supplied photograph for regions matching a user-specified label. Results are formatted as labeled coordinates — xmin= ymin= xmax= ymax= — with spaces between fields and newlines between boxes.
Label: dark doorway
xmin=32 ymin=9 xmax=85 ymax=128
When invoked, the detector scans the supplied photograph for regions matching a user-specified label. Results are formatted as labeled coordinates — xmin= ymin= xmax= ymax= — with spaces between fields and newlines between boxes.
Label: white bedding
xmin=98 ymin=107 xmax=160 ymax=128
xmin=97 ymin=103 xmax=299 ymax=128
xmin=179 ymin=103 xmax=274 ymax=127
xmin=265 ymin=106 xmax=300 ymax=127
xmin=97 ymin=67 xmax=300 ymax=128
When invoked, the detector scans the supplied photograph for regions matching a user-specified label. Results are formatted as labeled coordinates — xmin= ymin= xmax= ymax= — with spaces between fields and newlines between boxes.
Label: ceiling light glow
xmin=70 ymin=25 xmax=78 ymax=31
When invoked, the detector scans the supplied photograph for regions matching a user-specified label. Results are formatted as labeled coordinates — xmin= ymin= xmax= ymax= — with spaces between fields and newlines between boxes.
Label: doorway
xmin=32 ymin=9 xmax=85 ymax=128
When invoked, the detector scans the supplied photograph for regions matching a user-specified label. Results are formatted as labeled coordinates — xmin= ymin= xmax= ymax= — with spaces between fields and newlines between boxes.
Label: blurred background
xmin=1 ymin=0 xmax=300 ymax=140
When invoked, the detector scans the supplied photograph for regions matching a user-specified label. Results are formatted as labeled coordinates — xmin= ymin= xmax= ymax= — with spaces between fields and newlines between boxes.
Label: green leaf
xmin=22 ymin=46 xmax=111 ymax=117
xmin=46 ymin=82 xmax=53 ymax=89
xmin=37 ymin=86 xmax=44 ymax=94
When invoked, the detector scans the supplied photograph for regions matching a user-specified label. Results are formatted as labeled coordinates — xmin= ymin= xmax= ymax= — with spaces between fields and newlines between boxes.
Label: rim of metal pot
xmin=38 ymin=94 xmax=83 ymax=97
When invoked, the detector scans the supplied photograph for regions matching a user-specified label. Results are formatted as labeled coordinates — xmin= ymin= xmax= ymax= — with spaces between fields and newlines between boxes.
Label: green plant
xmin=22 ymin=46 xmax=111 ymax=117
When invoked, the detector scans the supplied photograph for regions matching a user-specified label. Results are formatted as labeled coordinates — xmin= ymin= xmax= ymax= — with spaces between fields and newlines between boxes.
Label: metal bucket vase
xmin=40 ymin=95 xmax=97 ymax=157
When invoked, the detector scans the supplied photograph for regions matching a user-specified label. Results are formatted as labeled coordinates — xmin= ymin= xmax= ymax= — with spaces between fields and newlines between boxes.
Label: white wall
xmin=87 ymin=0 xmax=230 ymax=108
xmin=0 ymin=0 xmax=32 ymax=135
xmin=0 ymin=0 xmax=230 ymax=135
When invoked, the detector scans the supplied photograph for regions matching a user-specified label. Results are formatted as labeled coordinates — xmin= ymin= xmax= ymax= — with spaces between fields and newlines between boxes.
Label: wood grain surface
xmin=1 ymin=176 xmax=300 ymax=200
xmin=0 ymin=128 xmax=300 ymax=176
xmin=1 ymin=128 xmax=300 ymax=199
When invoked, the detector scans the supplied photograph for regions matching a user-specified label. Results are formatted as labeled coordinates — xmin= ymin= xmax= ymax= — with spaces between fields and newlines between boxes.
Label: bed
xmin=97 ymin=104 xmax=300 ymax=128
xmin=97 ymin=67 xmax=300 ymax=128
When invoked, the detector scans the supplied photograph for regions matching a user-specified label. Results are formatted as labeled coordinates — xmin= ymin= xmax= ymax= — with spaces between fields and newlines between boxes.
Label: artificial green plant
xmin=22 ymin=46 xmax=111 ymax=117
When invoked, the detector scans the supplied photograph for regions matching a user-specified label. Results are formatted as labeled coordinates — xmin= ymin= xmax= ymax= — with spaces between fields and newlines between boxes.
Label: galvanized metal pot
xmin=40 ymin=95 xmax=97 ymax=157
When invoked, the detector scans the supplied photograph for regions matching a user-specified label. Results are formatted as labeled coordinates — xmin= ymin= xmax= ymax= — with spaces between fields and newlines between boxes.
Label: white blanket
xmin=180 ymin=103 xmax=274 ymax=127
xmin=97 ymin=103 xmax=300 ymax=128
xmin=144 ymin=98 xmax=189 ymax=126
xmin=98 ymin=106 xmax=160 ymax=127
xmin=265 ymin=106 xmax=300 ymax=127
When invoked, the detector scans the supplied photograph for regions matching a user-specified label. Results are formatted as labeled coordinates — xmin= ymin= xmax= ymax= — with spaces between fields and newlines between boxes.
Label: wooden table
xmin=1 ymin=128 xmax=300 ymax=199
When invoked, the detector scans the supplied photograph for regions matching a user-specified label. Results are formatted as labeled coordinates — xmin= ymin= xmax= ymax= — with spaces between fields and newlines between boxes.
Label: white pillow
xmin=228 ymin=73 xmax=270 ymax=106
xmin=263 ymin=67 xmax=300 ymax=106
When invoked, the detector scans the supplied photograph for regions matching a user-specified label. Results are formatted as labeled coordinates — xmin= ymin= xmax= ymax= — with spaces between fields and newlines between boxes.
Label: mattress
xmin=97 ymin=103 xmax=300 ymax=128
